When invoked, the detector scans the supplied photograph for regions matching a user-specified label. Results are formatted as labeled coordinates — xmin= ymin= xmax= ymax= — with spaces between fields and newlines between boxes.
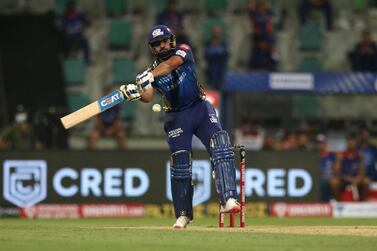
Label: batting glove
xmin=120 ymin=83 xmax=141 ymax=102
xmin=136 ymin=71 xmax=154 ymax=90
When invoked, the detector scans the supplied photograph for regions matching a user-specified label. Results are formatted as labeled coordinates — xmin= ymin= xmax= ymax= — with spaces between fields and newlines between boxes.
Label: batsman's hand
xmin=136 ymin=71 xmax=154 ymax=90
xmin=120 ymin=83 xmax=141 ymax=102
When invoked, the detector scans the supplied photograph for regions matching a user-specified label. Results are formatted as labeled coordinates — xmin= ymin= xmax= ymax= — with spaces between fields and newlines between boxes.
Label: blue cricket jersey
xmin=340 ymin=150 xmax=362 ymax=177
xmin=152 ymin=44 xmax=205 ymax=112
xmin=99 ymin=104 xmax=121 ymax=128
xmin=360 ymin=144 xmax=377 ymax=181
xmin=320 ymin=151 xmax=336 ymax=180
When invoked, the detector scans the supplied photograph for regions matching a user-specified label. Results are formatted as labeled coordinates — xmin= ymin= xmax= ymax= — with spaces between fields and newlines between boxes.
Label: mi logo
xmin=3 ymin=160 xmax=47 ymax=207
xmin=166 ymin=160 xmax=211 ymax=206
xmin=152 ymin=28 xmax=164 ymax=38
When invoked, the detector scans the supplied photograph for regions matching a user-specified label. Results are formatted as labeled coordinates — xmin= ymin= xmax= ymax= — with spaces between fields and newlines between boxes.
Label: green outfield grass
xmin=1 ymin=217 xmax=377 ymax=251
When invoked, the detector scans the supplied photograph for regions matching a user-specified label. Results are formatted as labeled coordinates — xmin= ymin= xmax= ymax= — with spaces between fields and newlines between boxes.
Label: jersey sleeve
xmin=173 ymin=44 xmax=192 ymax=62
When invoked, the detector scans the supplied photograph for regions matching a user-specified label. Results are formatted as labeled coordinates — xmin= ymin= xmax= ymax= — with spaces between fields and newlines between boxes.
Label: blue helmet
xmin=148 ymin=24 xmax=176 ymax=60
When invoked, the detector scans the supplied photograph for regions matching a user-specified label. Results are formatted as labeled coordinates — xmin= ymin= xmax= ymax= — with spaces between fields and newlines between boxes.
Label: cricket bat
xmin=60 ymin=90 xmax=124 ymax=129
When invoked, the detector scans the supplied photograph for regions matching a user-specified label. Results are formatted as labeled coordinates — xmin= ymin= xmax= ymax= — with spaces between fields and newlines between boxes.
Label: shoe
xmin=173 ymin=216 xmax=190 ymax=229
xmin=220 ymin=198 xmax=240 ymax=213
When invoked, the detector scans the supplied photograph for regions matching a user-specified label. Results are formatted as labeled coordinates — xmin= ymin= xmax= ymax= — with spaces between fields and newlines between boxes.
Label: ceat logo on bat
xmin=99 ymin=91 xmax=122 ymax=111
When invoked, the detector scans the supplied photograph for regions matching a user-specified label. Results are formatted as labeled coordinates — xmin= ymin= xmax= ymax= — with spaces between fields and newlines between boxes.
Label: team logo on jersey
xmin=176 ymin=50 xmax=187 ymax=58
xmin=209 ymin=113 xmax=218 ymax=123
xmin=152 ymin=29 xmax=164 ymax=38
xmin=3 ymin=160 xmax=47 ymax=207
xmin=166 ymin=160 xmax=211 ymax=206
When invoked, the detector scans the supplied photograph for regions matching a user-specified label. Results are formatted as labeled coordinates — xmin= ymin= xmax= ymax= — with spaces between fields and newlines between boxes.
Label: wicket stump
xmin=219 ymin=145 xmax=246 ymax=228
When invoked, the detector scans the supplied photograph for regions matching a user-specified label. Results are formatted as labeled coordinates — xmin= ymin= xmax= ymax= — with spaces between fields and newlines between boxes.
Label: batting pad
xmin=170 ymin=150 xmax=194 ymax=219
xmin=210 ymin=130 xmax=237 ymax=205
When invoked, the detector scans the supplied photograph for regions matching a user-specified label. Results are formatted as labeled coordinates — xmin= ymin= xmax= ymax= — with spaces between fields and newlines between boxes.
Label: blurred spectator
xmin=248 ymin=0 xmax=274 ymax=45
xmin=348 ymin=31 xmax=377 ymax=71
xmin=296 ymin=130 xmax=313 ymax=150
xmin=249 ymin=35 xmax=277 ymax=71
xmin=317 ymin=134 xmax=336 ymax=202
xmin=235 ymin=116 xmax=265 ymax=151
xmin=263 ymin=133 xmax=281 ymax=150
xmin=358 ymin=127 xmax=377 ymax=182
xmin=298 ymin=0 xmax=333 ymax=31
xmin=331 ymin=134 xmax=370 ymax=201
xmin=157 ymin=0 xmax=190 ymax=45
xmin=0 ymin=105 xmax=44 ymax=150
xmin=56 ymin=0 xmax=91 ymax=64
xmin=204 ymin=25 xmax=229 ymax=90
xmin=87 ymin=86 xmax=126 ymax=149
xmin=281 ymin=131 xmax=298 ymax=150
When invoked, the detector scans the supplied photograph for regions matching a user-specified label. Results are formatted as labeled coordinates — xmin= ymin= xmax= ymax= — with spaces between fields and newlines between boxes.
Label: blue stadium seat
xmin=67 ymin=94 xmax=90 ymax=112
xmin=155 ymin=0 xmax=167 ymax=15
xmin=63 ymin=58 xmax=86 ymax=85
xmin=54 ymin=0 xmax=70 ymax=16
xmin=108 ymin=20 xmax=133 ymax=49
xmin=105 ymin=0 xmax=127 ymax=16
xmin=298 ymin=57 xmax=322 ymax=72
xmin=112 ymin=58 xmax=135 ymax=83
xmin=122 ymin=101 xmax=137 ymax=121
xmin=205 ymin=0 xmax=228 ymax=13
xmin=299 ymin=23 xmax=322 ymax=51
xmin=292 ymin=95 xmax=319 ymax=118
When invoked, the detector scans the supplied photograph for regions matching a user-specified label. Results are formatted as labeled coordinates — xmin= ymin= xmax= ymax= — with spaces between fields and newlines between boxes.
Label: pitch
xmin=1 ymin=217 xmax=376 ymax=251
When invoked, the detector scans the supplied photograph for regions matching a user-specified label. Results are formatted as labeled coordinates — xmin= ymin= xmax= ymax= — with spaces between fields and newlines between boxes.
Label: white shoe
xmin=173 ymin=216 xmax=190 ymax=229
xmin=220 ymin=198 xmax=240 ymax=213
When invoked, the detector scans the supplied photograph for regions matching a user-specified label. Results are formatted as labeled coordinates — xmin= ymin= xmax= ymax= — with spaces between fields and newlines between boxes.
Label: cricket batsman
xmin=120 ymin=25 xmax=240 ymax=228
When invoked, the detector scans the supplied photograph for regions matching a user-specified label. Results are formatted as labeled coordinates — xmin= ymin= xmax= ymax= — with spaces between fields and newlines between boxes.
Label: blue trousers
xmin=164 ymin=100 xmax=222 ymax=154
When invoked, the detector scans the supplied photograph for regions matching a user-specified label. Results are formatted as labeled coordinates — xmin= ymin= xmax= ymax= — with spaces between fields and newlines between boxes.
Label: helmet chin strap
xmin=157 ymin=49 xmax=174 ymax=60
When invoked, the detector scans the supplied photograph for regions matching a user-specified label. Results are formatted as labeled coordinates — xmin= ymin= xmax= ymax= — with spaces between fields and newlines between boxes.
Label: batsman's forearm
xmin=140 ymin=88 xmax=154 ymax=103
xmin=151 ymin=62 xmax=174 ymax=77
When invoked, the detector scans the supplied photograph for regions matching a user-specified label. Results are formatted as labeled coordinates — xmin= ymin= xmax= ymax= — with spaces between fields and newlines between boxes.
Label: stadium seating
xmin=154 ymin=0 xmax=167 ymax=15
xmin=53 ymin=0 xmax=69 ymax=16
xmin=105 ymin=0 xmax=127 ymax=16
xmin=299 ymin=22 xmax=322 ymax=51
xmin=112 ymin=58 xmax=135 ymax=83
xmin=62 ymin=58 xmax=86 ymax=85
xmin=122 ymin=101 xmax=137 ymax=133
xmin=108 ymin=19 xmax=133 ymax=49
xmin=298 ymin=57 xmax=322 ymax=72
xmin=122 ymin=101 xmax=137 ymax=121
xmin=292 ymin=95 xmax=319 ymax=118
xmin=205 ymin=0 xmax=228 ymax=14
xmin=353 ymin=0 xmax=371 ymax=10
xmin=67 ymin=94 xmax=90 ymax=112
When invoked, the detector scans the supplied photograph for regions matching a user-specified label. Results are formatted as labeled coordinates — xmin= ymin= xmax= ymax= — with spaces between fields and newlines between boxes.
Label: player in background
xmin=87 ymin=86 xmax=126 ymax=149
xmin=316 ymin=134 xmax=336 ymax=202
xmin=119 ymin=25 xmax=240 ymax=228
xmin=331 ymin=134 xmax=370 ymax=201
xmin=358 ymin=127 xmax=377 ymax=182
